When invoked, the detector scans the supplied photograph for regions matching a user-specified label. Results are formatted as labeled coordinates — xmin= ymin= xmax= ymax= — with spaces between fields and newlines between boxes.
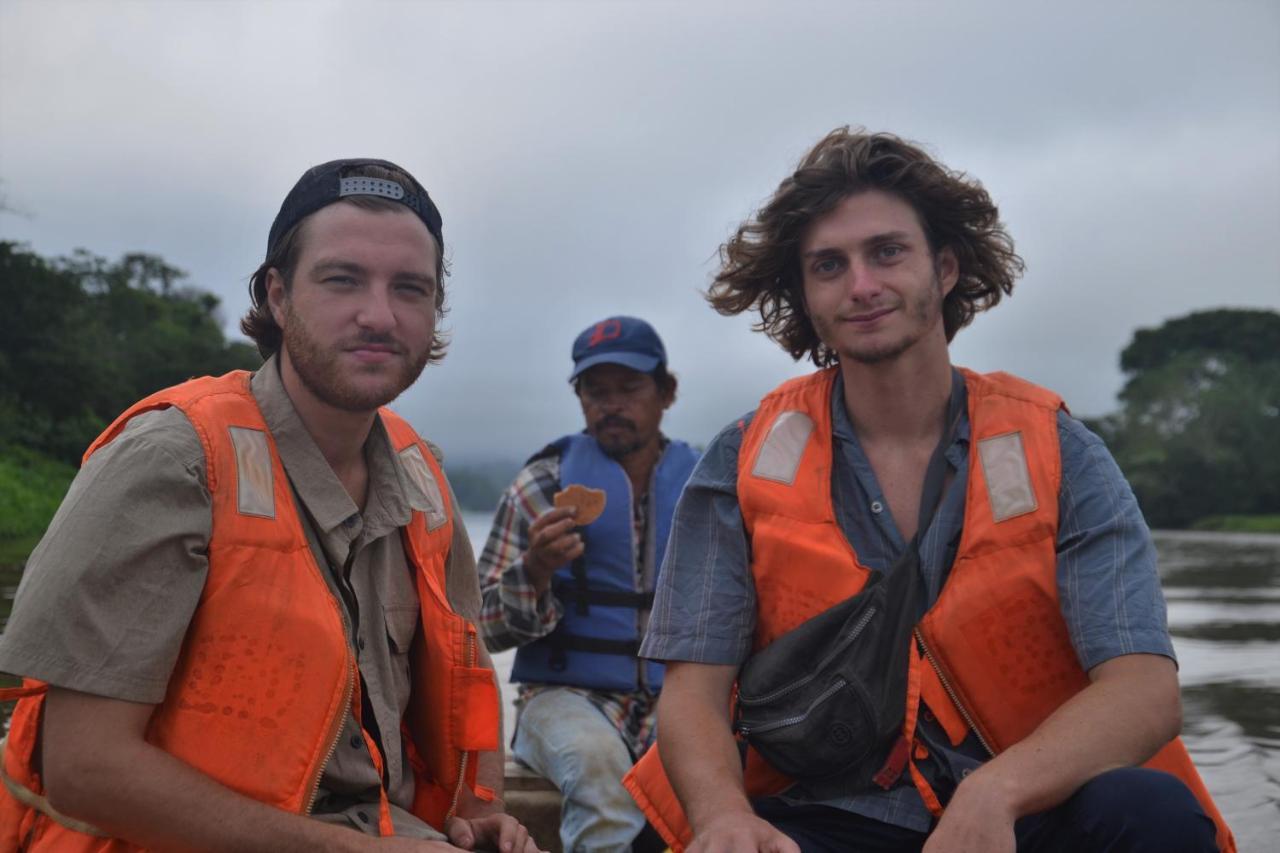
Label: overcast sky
xmin=2 ymin=0 xmax=1277 ymax=463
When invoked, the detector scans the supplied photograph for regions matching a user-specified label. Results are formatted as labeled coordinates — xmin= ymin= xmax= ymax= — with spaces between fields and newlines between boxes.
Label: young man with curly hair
xmin=624 ymin=129 xmax=1233 ymax=853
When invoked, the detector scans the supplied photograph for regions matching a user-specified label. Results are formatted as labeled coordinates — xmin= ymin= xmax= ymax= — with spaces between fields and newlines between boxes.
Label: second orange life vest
xmin=623 ymin=367 xmax=1234 ymax=853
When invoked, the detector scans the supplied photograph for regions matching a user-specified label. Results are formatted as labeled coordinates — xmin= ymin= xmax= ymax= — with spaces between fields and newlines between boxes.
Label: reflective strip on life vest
xmin=397 ymin=444 xmax=449 ymax=531
xmin=228 ymin=426 xmax=275 ymax=518
xmin=976 ymin=430 xmax=1038 ymax=521
xmin=749 ymin=410 xmax=813 ymax=485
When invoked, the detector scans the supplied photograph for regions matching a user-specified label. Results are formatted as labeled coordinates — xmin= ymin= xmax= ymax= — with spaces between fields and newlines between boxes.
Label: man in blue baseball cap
xmin=476 ymin=316 xmax=701 ymax=852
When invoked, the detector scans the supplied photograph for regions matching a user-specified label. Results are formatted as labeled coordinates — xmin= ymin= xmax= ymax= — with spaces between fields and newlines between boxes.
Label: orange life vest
xmin=624 ymin=367 xmax=1235 ymax=853
xmin=0 ymin=371 xmax=500 ymax=851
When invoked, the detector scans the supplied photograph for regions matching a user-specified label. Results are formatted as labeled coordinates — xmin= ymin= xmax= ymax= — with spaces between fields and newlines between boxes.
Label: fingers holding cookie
xmin=525 ymin=506 xmax=586 ymax=589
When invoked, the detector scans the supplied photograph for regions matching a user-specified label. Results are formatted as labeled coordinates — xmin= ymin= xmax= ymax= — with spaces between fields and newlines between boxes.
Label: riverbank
xmin=1191 ymin=514 xmax=1280 ymax=533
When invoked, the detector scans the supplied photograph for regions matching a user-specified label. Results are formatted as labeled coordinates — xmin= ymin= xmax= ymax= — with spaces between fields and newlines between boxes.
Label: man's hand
xmin=922 ymin=771 xmax=1016 ymax=853
xmin=923 ymin=653 xmax=1181 ymax=853
xmin=523 ymin=506 xmax=584 ymax=592
xmin=445 ymin=812 xmax=545 ymax=853
xmin=658 ymin=663 xmax=795 ymax=853
xmin=688 ymin=812 xmax=799 ymax=853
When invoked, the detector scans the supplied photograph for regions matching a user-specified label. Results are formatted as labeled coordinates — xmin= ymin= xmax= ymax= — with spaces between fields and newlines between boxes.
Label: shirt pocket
xmin=384 ymin=604 xmax=420 ymax=655
xmin=384 ymin=604 xmax=420 ymax=718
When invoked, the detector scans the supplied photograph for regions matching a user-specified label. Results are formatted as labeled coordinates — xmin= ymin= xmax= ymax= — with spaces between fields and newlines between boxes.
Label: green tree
xmin=0 ymin=242 xmax=260 ymax=464
xmin=1097 ymin=309 xmax=1280 ymax=528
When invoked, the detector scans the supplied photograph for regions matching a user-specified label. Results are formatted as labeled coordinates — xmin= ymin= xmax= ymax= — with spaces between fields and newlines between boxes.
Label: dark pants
xmin=754 ymin=768 xmax=1218 ymax=853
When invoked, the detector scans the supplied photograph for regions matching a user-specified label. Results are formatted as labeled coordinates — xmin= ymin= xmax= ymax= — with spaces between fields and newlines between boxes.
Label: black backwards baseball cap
xmin=265 ymin=158 xmax=443 ymax=258
xmin=569 ymin=316 xmax=669 ymax=381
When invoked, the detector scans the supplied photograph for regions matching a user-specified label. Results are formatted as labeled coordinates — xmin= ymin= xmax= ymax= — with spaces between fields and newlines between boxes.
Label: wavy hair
xmin=708 ymin=127 xmax=1023 ymax=365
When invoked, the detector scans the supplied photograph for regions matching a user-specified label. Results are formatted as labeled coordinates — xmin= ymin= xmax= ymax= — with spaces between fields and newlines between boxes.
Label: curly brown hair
xmin=708 ymin=127 xmax=1023 ymax=366
xmin=240 ymin=163 xmax=449 ymax=361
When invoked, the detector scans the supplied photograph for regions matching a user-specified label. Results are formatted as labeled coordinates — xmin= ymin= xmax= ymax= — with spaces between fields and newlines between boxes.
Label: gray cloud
xmin=2 ymin=0 xmax=1277 ymax=461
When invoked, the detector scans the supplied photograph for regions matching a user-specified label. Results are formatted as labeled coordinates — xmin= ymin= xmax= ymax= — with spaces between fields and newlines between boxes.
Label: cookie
xmin=553 ymin=484 xmax=607 ymax=525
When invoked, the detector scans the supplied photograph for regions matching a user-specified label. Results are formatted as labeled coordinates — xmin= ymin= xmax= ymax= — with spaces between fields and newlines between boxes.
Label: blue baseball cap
xmin=569 ymin=316 xmax=668 ymax=381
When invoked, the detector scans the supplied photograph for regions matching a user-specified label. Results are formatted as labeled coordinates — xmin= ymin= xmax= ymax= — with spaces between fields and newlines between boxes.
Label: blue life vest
xmin=511 ymin=433 xmax=700 ymax=692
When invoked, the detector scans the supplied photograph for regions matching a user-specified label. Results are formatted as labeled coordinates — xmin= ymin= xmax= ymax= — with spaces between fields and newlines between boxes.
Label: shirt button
xmin=356 ymin=810 xmax=370 ymax=824
xmin=344 ymin=515 xmax=358 ymax=528
xmin=350 ymin=734 xmax=362 ymax=749
xmin=357 ymin=636 xmax=366 ymax=651
xmin=870 ymin=500 xmax=884 ymax=514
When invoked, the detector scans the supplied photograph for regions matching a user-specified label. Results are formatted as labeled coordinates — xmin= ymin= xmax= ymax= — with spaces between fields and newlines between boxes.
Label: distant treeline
xmin=0 ymin=241 xmax=260 ymax=464
xmin=2 ymin=240 xmax=1277 ymax=529
xmin=444 ymin=459 xmax=521 ymax=514
xmin=1086 ymin=308 xmax=1280 ymax=529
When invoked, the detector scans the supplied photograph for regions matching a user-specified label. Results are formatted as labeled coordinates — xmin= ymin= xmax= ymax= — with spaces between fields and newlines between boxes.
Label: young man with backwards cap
xmin=0 ymin=159 xmax=544 ymax=852
xmin=476 ymin=317 xmax=700 ymax=852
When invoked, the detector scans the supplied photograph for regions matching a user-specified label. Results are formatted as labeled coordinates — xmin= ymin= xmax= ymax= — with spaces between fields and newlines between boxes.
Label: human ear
xmin=936 ymin=247 xmax=959 ymax=296
xmin=266 ymin=269 xmax=289 ymax=327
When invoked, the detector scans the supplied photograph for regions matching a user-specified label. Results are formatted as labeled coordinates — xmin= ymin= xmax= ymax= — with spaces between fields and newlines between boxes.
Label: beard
xmin=281 ymin=302 xmax=431 ymax=413
xmin=592 ymin=415 xmax=644 ymax=459
xmin=831 ymin=274 xmax=945 ymax=365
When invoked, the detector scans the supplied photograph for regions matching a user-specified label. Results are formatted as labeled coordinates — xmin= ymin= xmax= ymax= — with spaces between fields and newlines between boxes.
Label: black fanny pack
xmin=734 ymin=541 xmax=921 ymax=790
xmin=733 ymin=413 xmax=957 ymax=792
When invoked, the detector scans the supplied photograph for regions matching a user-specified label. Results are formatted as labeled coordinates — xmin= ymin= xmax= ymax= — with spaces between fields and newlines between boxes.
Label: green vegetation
xmin=1 ymin=241 xmax=260 ymax=466
xmin=0 ymin=445 xmax=75 ymax=566
xmin=1091 ymin=309 xmax=1280 ymax=530
xmin=1 ymin=241 xmax=261 ymax=714
xmin=1189 ymin=515 xmax=1280 ymax=534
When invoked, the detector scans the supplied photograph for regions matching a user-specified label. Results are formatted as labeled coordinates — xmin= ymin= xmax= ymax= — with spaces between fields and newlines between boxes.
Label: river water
xmin=2 ymin=522 xmax=1276 ymax=847
xmin=1155 ymin=530 xmax=1280 ymax=850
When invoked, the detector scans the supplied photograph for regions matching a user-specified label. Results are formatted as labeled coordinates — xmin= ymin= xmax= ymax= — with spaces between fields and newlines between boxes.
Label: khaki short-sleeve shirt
xmin=0 ymin=357 xmax=480 ymax=839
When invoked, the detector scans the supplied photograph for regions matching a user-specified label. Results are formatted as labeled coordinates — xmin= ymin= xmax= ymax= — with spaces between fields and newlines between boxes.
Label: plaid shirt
xmin=476 ymin=448 xmax=658 ymax=758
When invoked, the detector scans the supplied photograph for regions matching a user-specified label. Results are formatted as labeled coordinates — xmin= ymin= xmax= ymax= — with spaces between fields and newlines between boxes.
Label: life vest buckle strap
xmin=555 ymin=585 xmax=655 ymax=611
xmin=871 ymin=734 xmax=911 ymax=790
xmin=546 ymin=634 xmax=643 ymax=657
xmin=0 ymin=684 xmax=47 ymax=703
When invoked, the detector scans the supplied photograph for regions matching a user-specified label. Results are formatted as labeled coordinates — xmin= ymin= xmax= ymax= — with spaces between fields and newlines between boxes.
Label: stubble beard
xmin=281 ymin=302 xmax=431 ymax=413
xmin=598 ymin=433 xmax=645 ymax=460
xmin=593 ymin=419 xmax=645 ymax=460
xmin=835 ymin=275 xmax=945 ymax=365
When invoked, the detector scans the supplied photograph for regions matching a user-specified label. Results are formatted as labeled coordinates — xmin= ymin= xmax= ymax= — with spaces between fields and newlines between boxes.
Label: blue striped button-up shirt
xmin=640 ymin=370 xmax=1175 ymax=831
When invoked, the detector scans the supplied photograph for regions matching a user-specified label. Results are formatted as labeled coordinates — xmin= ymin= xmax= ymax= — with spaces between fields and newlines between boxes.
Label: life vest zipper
xmin=913 ymin=628 xmax=994 ymax=756
xmin=304 ymin=595 xmax=358 ymax=814
xmin=304 ymin=658 xmax=354 ymax=814
xmin=445 ymin=625 xmax=477 ymax=821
